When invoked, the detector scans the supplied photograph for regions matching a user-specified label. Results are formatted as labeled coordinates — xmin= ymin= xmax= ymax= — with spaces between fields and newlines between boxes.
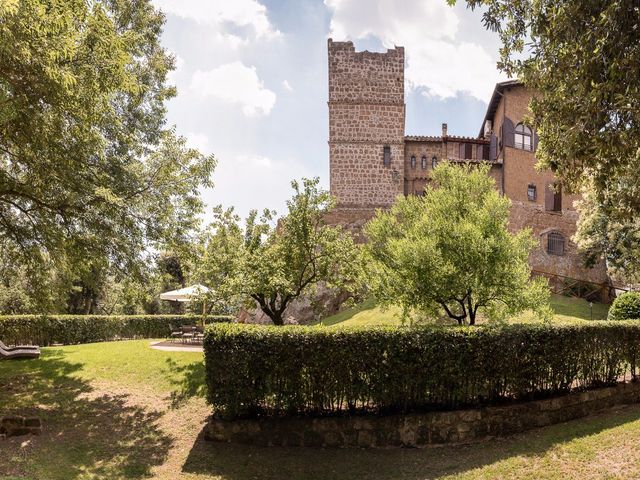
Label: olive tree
xmin=364 ymin=163 xmax=549 ymax=325
xmin=197 ymin=178 xmax=360 ymax=325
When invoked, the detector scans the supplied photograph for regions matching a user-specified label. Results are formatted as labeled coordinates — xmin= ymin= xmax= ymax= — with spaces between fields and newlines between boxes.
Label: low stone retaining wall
xmin=0 ymin=416 xmax=42 ymax=439
xmin=205 ymin=382 xmax=640 ymax=448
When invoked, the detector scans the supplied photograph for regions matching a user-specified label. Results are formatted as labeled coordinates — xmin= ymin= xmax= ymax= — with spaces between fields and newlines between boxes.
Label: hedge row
xmin=0 ymin=314 xmax=233 ymax=346
xmin=204 ymin=322 xmax=640 ymax=419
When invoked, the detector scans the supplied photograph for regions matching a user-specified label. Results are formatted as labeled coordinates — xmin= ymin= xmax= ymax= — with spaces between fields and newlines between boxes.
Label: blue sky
xmin=152 ymin=0 xmax=507 ymax=220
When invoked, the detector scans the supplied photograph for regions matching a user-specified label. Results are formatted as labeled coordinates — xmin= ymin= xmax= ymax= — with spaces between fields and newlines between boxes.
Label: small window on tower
xmin=421 ymin=156 xmax=427 ymax=169
xmin=527 ymin=184 xmax=537 ymax=202
xmin=410 ymin=156 xmax=416 ymax=169
xmin=383 ymin=146 xmax=391 ymax=166
xmin=432 ymin=156 xmax=438 ymax=169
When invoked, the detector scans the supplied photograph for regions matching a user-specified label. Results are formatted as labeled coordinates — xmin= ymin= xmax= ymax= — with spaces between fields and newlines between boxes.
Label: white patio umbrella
xmin=159 ymin=284 xmax=210 ymax=319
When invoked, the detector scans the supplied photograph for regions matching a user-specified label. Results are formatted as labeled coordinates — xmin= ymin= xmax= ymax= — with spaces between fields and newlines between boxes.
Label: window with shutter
xmin=410 ymin=155 xmax=416 ymax=169
xmin=431 ymin=156 xmax=438 ymax=169
xmin=489 ymin=134 xmax=497 ymax=160
xmin=554 ymin=186 xmax=562 ymax=211
xmin=421 ymin=156 xmax=427 ymax=169
xmin=465 ymin=143 xmax=473 ymax=159
xmin=502 ymin=118 xmax=515 ymax=148
xmin=545 ymin=183 xmax=562 ymax=212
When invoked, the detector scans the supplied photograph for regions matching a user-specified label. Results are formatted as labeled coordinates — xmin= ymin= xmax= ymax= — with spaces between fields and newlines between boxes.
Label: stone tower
xmin=328 ymin=39 xmax=405 ymax=209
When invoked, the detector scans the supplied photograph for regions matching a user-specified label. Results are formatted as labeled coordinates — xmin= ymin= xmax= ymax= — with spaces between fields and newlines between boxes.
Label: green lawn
xmin=2 ymin=336 xmax=640 ymax=479
xmin=317 ymin=294 xmax=610 ymax=327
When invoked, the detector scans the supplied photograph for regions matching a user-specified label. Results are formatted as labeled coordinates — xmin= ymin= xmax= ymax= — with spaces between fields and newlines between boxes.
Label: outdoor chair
xmin=169 ymin=326 xmax=183 ymax=343
xmin=0 ymin=342 xmax=40 ymax=360
xmin=194 ymin=325 xmax=205 ymax=343
xmin=181 ymin=325 xmax=196 ymax=343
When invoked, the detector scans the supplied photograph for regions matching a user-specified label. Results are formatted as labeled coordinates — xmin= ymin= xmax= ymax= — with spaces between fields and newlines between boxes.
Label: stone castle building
xmin=325 ymin=39 xmax=610 ymax=297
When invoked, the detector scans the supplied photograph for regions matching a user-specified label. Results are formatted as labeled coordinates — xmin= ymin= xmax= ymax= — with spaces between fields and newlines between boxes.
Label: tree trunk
xmin=468 ymin=312 xmax=476 ymax=325
xmin=261 ymin=307 xmax=284 ymax=326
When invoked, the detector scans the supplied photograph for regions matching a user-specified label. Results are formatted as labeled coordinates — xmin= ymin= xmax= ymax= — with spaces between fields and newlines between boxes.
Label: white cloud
xmin=153 ymin=0 xmax=280 ymax=41
xmin=282 ymin=79 xmax=293 ymax=92
xmin=185 ymin=132 xmax=211 ymax=153
xmin=190 ymin=62 xmax=276 ymax=117
xmin=325 ymin=0 xmax=504 ymax=100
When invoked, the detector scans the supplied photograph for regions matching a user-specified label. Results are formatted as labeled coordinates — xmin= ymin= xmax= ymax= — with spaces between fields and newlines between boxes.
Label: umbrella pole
xmin=202 ymin=299 xmax=206 ymax=326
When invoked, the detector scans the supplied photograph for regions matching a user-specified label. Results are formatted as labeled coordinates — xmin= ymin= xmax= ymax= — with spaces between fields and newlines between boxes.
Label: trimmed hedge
xmin=204 ymin=323 xmax=640 ymax=419
xmin=608 ymin=291 xmax=640 ymax=320
xmin=0 ymin=314 xmax=233 ymax=346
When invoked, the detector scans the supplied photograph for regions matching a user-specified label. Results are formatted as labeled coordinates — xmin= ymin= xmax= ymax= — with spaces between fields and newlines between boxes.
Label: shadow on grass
xmin=180 ymin=404 xmax=640 ymax=480
xmin=164 ymin=356 xmax=207 ymax=409
xmin=0 ymin=349 xmax=173 ymax=480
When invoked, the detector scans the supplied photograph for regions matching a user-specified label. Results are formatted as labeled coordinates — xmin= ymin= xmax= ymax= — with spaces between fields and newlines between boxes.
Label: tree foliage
xmin=364 ymin=163 xmax=549 ymax=325
xmin=0 ymin=0 xmax=215 ymax=281
xmin=574 ymin=185 xmax=640 ymax=284
xmin=197 ymin=178 xmax=360 ymax=325
xmin=608 ymin=291 xmax=640 ymax=320
xmin=454 ymin=0 xmax=640 ymax=219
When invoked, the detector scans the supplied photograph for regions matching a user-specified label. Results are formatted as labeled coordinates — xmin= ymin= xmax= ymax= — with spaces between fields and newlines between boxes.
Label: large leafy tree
xmin=454 ymin=0 xmax=640 ymax=282
xmin=364 ymin=163 xmax=549 ymax=325
xmin=574 ymin=186 xmax=640 ymax=285
xmin=0 ymin=0 xmax=215 ymax=281
xmin=454 ymin=0 xmax=639 ymax=213
xmin=197 ymin=179 xmax=360 ymax=325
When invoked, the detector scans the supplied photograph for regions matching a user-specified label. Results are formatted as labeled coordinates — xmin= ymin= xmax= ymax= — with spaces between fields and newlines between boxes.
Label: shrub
xmin=204 ymin=322 xmax=640 ymax=419
xmin=0 ymin=314 xmax=233 ymax=346
xmin=608 ymin=292 xmax=640 ymax=320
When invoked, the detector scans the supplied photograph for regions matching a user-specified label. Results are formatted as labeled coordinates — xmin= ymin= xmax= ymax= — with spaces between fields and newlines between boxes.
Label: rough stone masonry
xmin=324 ymin=39 xmax=609 ymax=294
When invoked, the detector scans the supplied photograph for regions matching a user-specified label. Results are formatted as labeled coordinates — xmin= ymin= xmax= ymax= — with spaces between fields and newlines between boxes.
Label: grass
xmin=317 ymin=294 xmax=610 ymax=327
xmin=4 ymin=312 xmax=640 ymax=479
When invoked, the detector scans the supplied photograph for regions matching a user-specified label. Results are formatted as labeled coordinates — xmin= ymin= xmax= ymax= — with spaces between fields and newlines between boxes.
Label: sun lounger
xmin=0 ymin=340 xmax=39 ymax=352
xmin=0 ymin=344 xmax=40 ymax=360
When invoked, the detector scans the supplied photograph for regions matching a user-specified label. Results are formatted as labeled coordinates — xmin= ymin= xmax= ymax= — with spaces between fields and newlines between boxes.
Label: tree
xmin=364 ymin=163 xmax=549 ymax=325
xmin=453 ymin=0 xmax=640 ymax=220
xmin=0 ymin=0 xmax=215 ymax=280
xmin=197 ymin=178 xmax=360 ymax=325
xmin=574 ymin=185 xmax=640 ymax=284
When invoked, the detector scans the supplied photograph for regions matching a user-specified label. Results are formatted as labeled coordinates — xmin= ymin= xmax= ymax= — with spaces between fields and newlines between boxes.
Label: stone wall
xmin=205 ymin=382 xmax=640 ymax=448
xmin=510 ymin=201 xmax=608 ymax=284
xmin=328 ymin=39 xmax=405 ymax=209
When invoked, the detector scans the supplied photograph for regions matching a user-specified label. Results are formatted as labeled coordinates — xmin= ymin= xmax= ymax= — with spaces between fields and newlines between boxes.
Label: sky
xmin=152 ymin=0 xmax=508 ymax=220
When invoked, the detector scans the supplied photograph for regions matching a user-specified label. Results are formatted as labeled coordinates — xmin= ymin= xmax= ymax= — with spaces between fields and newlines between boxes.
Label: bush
xmin=608 ymin=292 xmax=640 ymax=320
xmin=0 ymin=314 xmax=233 ymax=346
xmin=204 ymin=322 xmax=640 ymax=419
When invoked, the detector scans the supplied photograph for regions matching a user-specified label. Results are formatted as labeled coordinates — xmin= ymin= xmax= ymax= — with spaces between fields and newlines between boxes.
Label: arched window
xmin=515 ymin=123 xmax=532 ymax=150
xmin=547 ymin=232 xmax=565 ymax=256
xmin=421 ymin=156 xmax=427 ymax=169
xmin=431 ymin=156 xmax=438 ymax=169
xmin=410 ymin=155 xmax=416 ymax=169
